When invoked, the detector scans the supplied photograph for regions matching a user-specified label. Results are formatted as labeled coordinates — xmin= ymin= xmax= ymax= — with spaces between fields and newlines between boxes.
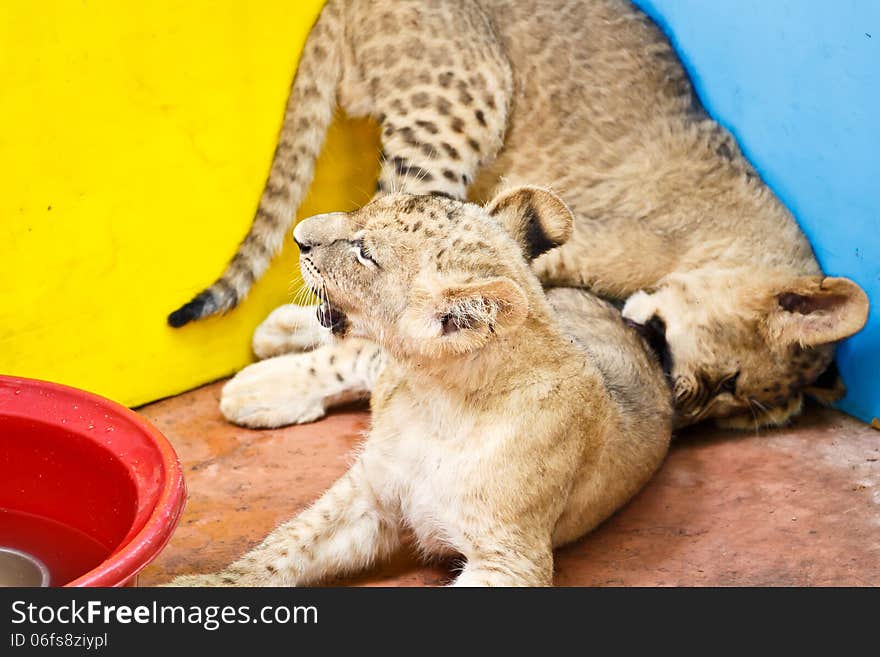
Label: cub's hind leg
xmin=252 ymin=303 xmax=330 ymax=359
xmin=221 ymin=338 xmax=383 ymax=428
xmin=373 ymin=69 xmax=511 ymax=200
xmin=347 ymin=3 xmax=513 ymax=198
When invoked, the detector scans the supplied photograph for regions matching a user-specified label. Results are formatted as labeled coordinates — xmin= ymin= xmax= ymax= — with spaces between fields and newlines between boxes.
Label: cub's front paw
xmin=220 ymin=354 xmax=327 ymax=429
xmin=253 ymin=304 xmax=329 ymax=359
xmin=620 ymin=290 xmax=659 ymax=325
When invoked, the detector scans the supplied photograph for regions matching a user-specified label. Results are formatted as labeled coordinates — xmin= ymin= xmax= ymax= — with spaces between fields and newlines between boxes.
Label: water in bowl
xmin=0 ymin=508 xmax=111 ymax=586
xmin=0 ymin=548 xmax=49 ymax=586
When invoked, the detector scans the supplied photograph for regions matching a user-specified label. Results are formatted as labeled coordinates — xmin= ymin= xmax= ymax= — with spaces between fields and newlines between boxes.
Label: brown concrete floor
xmin=136 ymin=380 xmax=880 ymax=586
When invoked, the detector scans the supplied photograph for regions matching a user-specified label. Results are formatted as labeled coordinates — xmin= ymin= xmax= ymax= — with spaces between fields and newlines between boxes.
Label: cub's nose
xmin=293 ymin=211 xmax=349 ymax=254
xmin=292 ymin=235 xmax=311 ymax=254
xmin=292 ymin=219 xmax=315 ymax=254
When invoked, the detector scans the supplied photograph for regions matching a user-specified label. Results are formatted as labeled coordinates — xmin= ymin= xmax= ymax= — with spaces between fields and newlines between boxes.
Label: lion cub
xmin=171 ymin=188 xmax=672 ymax=587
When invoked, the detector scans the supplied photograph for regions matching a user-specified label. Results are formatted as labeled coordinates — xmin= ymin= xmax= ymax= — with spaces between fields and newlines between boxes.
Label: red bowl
xmin=0 ymin=375 xmax=185 ymax=586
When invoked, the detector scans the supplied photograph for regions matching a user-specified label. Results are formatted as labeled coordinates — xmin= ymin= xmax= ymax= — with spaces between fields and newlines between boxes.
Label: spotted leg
xmin=166 ymin=461 xmax=399 ymax=586
xmin=221 ymin=337 xmax=383 ymax=428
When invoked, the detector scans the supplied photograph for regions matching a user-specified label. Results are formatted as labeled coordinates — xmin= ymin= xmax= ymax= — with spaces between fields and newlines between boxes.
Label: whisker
xmin=292 ymin=284 xmax=310 ymax=310
xmin=751 ymin=398 xmax=770 ymax=413
xmin=747 ymin=399 xmax=762 ymax=437
xmin=288 ymin=278 xmax=306 ymax=303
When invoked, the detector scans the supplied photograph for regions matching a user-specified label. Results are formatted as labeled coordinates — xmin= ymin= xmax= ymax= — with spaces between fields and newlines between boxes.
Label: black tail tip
xmin=167 ymin=292 xmax=215 ymax=328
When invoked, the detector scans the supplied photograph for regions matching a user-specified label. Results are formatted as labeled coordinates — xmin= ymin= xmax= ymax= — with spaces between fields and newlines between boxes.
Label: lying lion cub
xmin=170 ymin=188 xmax=672 ymax=586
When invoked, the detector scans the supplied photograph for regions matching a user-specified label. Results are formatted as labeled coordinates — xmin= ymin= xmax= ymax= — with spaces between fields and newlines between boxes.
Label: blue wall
xmin=633 ymin=0 xmax=880 ymax=424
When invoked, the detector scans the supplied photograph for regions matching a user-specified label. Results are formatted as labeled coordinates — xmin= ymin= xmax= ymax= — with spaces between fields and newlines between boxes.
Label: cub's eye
xmin=350 ymin=239 xmax=378 ymax=268
xmin=719 ymin=371 xmax=740 ymax=395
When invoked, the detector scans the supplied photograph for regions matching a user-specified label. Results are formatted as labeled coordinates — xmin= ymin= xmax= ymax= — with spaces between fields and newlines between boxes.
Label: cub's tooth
xmin=316 ymin=302 xmax=348 ymax=334
xmin=316 ymin=302 xmax=333 ymax=328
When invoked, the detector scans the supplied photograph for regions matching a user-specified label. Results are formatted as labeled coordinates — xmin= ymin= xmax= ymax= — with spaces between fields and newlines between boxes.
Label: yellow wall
xmin=0 ymin=1 xmax=379 ymax=407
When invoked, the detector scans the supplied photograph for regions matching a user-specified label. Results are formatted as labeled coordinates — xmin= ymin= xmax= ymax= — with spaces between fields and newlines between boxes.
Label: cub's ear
xmin=404 ymin=276 xmax=528 ymax=355
xmin=764 ymin=276 xmax=869 ymax=347
xmin=485 ymin=186 xmax=574 ymax=260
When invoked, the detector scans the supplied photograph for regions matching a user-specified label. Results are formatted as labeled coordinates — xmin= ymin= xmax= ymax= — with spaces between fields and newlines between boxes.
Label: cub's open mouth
xmin=316 ymin=302 xmax=348 ymax=335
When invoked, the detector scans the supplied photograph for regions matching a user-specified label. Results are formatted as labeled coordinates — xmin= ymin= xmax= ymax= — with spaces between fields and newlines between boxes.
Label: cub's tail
xmin=168 ymin=1 xmax=344 ymax=327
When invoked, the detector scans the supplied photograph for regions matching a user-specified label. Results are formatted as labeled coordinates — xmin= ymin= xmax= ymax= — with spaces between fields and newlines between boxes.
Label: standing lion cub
xmin=169 ymin=187 xmax=672 ymax=587
xmin=171 ymin=0 xmax=868 ymax=430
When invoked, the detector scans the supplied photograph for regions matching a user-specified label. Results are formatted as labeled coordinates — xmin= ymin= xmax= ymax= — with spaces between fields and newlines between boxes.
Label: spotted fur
xmin=174 ymin=0 xmax=868 ymax=428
